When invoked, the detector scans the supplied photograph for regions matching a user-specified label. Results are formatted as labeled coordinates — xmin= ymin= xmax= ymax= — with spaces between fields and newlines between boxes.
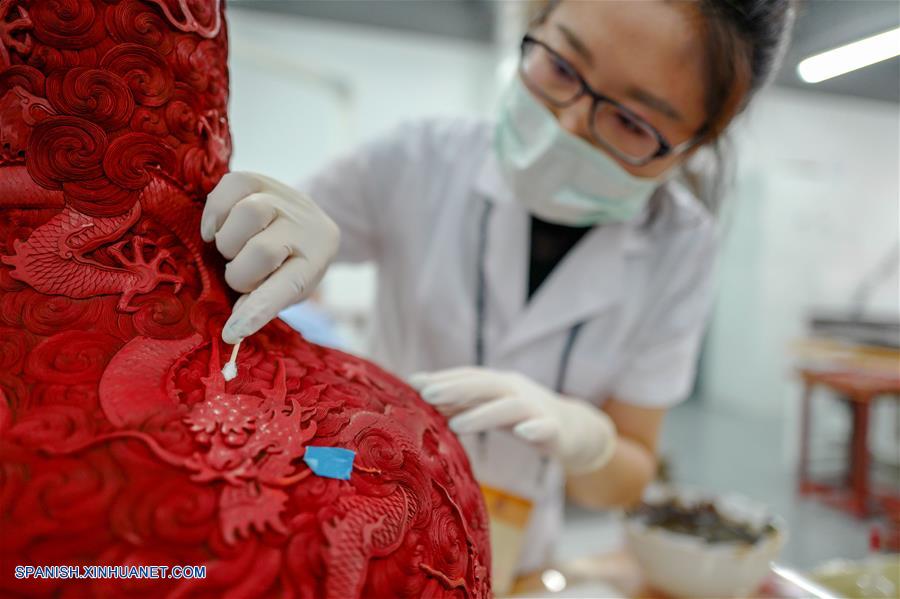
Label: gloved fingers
xmin=202 ymin=172 xmax=263 ymax=242
xmin=214 ymin=192 xmax=279 ymax=260
xmin=224 ymin=218 xmax=296 ymax=293
xmin=222 ymin=293 xmax=250 ymax=343
xmin=252 ymin=172 xmax=296 ymax=196
xmin=513 ymin=417 xmax=560 ymax=444
xmin=408 ymin=367 xmax=493 ymax=390
xmin=232 ymin=293 xmax=250 ymax=319
xmin=417 ymin=377 xmax=511 ymax=408
xmin=448 ymin=395 xmax=530 ymax=435
xmin=222 ymin=255 xmax=317 ymax=344
xmin=427 ymin=393 xmax=488 ymax=418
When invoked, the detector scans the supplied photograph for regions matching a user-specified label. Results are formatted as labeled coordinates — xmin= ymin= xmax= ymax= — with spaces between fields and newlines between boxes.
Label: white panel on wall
xmin=226 ymin=7 xmax=497 ymax=170
xmin=229 ymin=42 xmax=350 ymax=183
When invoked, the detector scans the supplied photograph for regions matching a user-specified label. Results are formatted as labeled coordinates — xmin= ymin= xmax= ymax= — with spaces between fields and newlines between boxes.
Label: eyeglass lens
xmin=521 ymin=40 xmax=661 ymax=162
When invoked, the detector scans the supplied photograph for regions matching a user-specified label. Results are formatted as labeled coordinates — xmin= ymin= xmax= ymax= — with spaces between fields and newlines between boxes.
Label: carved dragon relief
xmin=0 ymin=1 xmax=490 ymax=597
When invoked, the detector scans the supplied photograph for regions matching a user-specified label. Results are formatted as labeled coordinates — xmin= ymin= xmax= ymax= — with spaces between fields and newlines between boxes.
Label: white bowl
xmin=625 ymin=487 xmax=786 ymax=598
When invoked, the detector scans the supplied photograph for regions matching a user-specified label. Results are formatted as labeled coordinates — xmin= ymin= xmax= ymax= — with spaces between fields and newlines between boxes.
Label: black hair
xmin=695 ymin=0 xmax=796 ymax=142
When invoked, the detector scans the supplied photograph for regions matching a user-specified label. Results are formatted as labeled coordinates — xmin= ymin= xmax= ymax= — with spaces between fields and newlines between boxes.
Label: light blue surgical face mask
xmin=494 ymin=76 xmax=665 ymax=226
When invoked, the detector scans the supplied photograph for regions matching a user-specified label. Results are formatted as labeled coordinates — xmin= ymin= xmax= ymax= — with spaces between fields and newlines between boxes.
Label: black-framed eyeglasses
xmin=519 ymin=34 xmax=700 ymax=166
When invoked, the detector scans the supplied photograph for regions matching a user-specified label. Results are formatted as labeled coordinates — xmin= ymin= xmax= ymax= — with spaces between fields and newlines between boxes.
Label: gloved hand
xmin=201 ymin=171 xmax=340 ymax=344
xmin=409 ymin=367 xmax=617 ymax=475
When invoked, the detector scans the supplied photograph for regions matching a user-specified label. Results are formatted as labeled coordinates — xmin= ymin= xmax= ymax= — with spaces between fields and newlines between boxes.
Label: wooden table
xmin=796 ymin=368 xmax=900 ymax=519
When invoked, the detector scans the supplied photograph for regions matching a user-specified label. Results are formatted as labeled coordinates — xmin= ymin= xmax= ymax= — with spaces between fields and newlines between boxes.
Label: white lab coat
xmin=301 ymin=117 xmax=717 ymax=573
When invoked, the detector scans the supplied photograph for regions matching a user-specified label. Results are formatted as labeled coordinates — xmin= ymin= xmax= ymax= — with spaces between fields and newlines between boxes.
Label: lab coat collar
xmin=474 ymin=150 xmax=652 ymax=356
xmin=502 ymin=219 xmax=628 ymax=353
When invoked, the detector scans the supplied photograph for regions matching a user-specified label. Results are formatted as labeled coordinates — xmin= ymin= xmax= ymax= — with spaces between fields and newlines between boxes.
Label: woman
xmin=201 ymin=0 xmax=795 ymax=573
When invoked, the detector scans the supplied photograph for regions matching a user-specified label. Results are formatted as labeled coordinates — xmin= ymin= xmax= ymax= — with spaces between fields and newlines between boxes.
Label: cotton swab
xmin=222 ymin=340 xmax=241 ymax=381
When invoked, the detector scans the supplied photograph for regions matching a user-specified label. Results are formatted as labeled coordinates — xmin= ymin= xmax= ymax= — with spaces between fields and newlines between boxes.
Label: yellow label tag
xmin=481 ymin=483 xmax=534 ymax=596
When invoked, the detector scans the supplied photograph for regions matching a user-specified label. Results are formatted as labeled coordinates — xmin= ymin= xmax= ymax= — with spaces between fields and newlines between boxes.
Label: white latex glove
xmin=409 ymin=367 xmax=617 ymax=475
xmin=201 ymin=171 xmax=340 ymax=344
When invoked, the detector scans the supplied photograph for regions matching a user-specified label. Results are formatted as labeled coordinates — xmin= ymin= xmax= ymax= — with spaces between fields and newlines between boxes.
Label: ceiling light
xmin=797 ymin=27 xmax=900 ymax=83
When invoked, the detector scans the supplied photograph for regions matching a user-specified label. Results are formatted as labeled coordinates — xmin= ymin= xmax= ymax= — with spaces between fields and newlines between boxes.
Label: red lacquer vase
xmin=0 ymin=1 xmax=491 ymax=597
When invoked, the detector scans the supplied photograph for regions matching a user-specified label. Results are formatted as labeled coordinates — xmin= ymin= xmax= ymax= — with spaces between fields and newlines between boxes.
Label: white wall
xmin=225 ymin=9 xmax=499 ymax=350
xmin=227 ymin=8 xmax=498 ymax=179
xmin=699 ymin=88 xmax=899 ymax=463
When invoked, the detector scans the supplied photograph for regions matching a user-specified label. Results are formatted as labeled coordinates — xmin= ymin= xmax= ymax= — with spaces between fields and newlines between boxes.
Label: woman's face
xmin=531 ymin=0 xmax=709 ymax=179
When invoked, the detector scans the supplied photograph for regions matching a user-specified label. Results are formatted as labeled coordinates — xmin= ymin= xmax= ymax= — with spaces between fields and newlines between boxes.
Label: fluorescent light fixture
xmin=797 ymin=27 xmax=900 ymax=83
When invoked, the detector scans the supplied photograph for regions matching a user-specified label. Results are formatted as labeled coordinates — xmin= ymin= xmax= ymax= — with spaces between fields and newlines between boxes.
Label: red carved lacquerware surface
xmin=0 ymin=1 xmax=491 ymax=597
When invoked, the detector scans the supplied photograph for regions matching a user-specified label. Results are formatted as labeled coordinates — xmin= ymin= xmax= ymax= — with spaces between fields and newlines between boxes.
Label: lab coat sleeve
xmin=611 ymin=221 xmax=718 ymax=408
xmin=296 ymin=122 xmax=418 ymax=264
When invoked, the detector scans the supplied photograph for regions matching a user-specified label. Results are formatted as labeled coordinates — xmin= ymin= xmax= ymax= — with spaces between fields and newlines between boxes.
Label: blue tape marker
xmin=303 ymin=446 xmax=355 ymax=480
